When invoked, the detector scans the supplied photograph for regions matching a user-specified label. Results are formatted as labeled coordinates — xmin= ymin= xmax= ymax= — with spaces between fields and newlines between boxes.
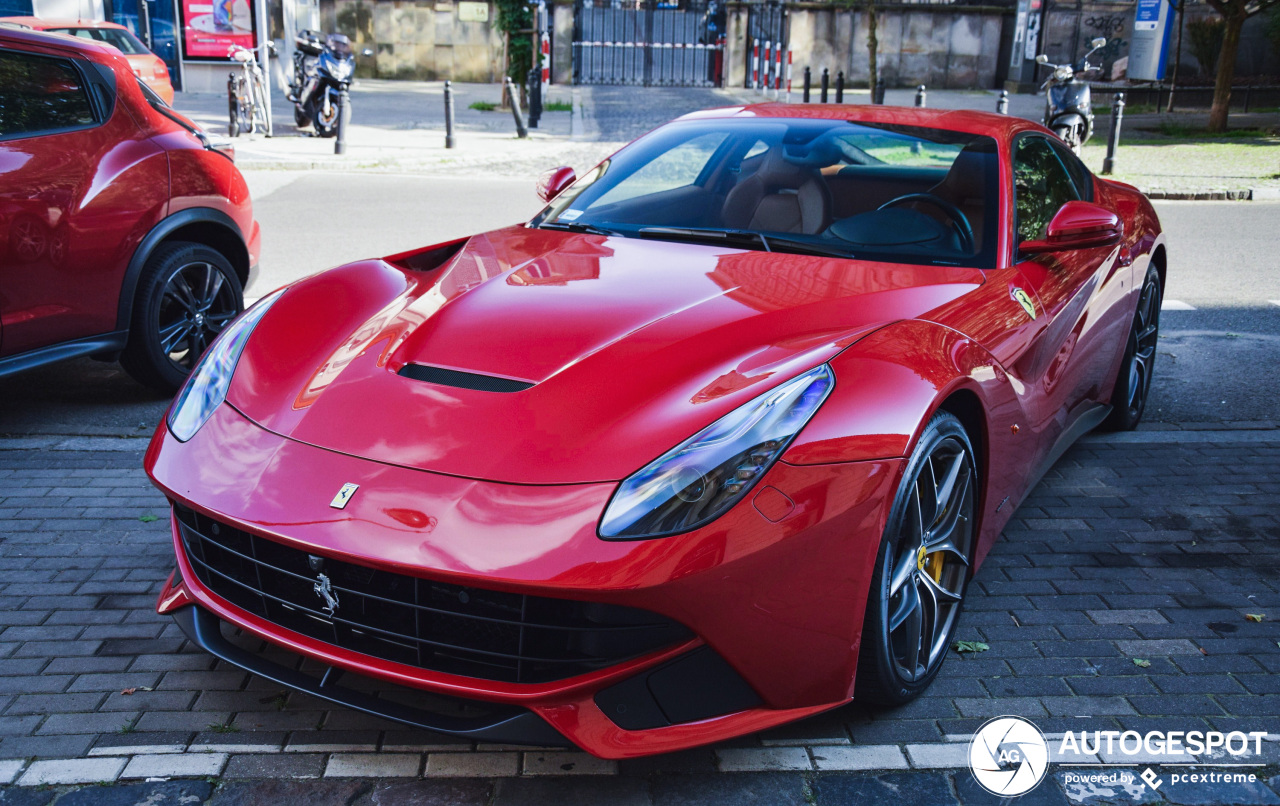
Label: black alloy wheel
xmin=857 ymin=412 xmax=977 ymax=704
xmin=1103 ymin=263 xmax=1161 ymax=431
xmin=121 ymin=241 xmax=244 ymax=393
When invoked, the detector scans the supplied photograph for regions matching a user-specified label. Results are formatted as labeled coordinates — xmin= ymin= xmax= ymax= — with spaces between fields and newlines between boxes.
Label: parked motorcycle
xmin=1035 ymin=36 xmax=1108 ymax=154
xmin=287 ymin=30 xmax=357 ymax=137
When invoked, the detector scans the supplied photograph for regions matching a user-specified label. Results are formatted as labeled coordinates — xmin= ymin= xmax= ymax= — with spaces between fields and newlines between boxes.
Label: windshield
xmin=533 ymin=118 xmax=1000 ymax=268
xmin=50 ymin=26 xmax=150 ymax=55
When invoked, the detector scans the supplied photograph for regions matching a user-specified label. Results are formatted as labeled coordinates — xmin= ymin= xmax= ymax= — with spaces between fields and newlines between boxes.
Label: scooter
xmin=287 ymin=30 xmax=358 ymax=137
xmin=1035 ymin=36 xmax=1107 ymax=154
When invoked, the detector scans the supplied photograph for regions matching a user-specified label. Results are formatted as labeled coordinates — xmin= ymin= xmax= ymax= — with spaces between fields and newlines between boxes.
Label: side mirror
xmin=536 ymin=166 xmax=576 ymax=203
xmin=361 ymin=48 xmax=374 ymax=57
xmin=1019 ymin=201 xmax=1122 ymax=255
xmin=1035 ymin=54 xmax=1049 ymax=65
xmin=1091 ymin=36 xmax=1107 ymax=49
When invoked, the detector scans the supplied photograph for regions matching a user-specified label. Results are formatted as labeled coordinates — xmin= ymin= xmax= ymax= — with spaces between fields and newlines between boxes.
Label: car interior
xmin=540 ymin=119 xmax=1001 ymax=268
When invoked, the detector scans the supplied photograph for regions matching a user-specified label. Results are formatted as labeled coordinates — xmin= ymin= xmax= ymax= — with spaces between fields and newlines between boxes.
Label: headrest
xmin=754 ymin=150 xmax=813 ymax=190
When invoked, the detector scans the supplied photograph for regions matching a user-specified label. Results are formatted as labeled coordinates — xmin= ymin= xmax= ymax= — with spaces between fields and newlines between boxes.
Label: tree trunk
xmin=1207 ymin=11 xmax=1244 ymax=132
xmin=867 ymin=3 xmax=878 ymax=101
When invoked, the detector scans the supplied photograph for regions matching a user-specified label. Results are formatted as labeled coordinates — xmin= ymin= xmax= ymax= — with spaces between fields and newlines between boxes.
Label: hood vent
xmin=398 ymin=364 xmax=533 ymax=393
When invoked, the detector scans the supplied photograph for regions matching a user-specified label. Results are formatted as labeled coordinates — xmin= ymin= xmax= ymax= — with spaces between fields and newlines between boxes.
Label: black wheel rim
xmin=885 ymin=437 xmax=975 ymax=683
xmin=156 ymin=262 xmax=239 ymax=372
xmin=1126 ymin=277 xmax=1160 ymax=417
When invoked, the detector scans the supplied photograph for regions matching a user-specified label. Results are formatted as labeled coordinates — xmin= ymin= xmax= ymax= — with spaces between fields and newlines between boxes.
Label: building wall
xmin=321 ymin=0 xmax=505 ymax=81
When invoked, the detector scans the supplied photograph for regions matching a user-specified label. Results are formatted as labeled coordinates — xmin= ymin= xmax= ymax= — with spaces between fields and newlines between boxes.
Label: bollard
xmin=835 ymin=71 xmax=844 ymax=104
xmin=803 ymin=66 xmax=811 ymax=103
xmin=505 ymin=77 xmax=529 ymax=139
xmin=915 ymin=84 xmax=926 ymax=107
xmin=820 ymin=67 xmax=829 ymax=103
xmin=997 ymin=89 xmax=1009 ymax=115
xmin=334 ymin=88 xmax=350 ymax=155
xmin=873 ymin=83 xmax=885 ymax=105
xmin=444 ymin=80 xmax=456 ymax=149
xmin=1101 ymin=92 xmax=1124 ymax=176
xmin=526 ymin=67 xmax=542 ymax=129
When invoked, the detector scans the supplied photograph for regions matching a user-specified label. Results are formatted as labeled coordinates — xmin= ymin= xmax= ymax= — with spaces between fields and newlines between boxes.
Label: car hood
xmin=229 ymin=226 xmax=984 ymax=484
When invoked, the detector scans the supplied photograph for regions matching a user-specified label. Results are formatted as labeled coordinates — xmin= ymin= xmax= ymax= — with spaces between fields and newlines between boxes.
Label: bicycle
xmin=226 ymin=44 xmax=271 ymax=138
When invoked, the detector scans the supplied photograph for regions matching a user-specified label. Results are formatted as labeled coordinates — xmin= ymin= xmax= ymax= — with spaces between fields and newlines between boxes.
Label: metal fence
xmin=573 ymin=0 xmax=725 ymax=87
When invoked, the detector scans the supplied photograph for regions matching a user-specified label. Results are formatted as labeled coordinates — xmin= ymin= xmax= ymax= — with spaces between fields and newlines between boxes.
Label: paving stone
xmin=0 ymin=734 xmax=97 ymax=758
xmin=223 ymin=752 xmax=326 ymax=779
xmin=716 ymin=747 xmax=812 ymax=772
xmin=17 ymin=756 xmax=127 ymax=785
xmin=0 ymin=758 xmax=24 ymax=784
xmin=121 ymin=752 xmax=228 ymax=779
xmin=56 ymin=780 xmax=215 ymax=806
xmin=1054 ymin=769 xmax=1161 ymax=805
xmin=1087 ymin=610 xmax=1169 ymax=625
xmin=209 ymin=780 xmax=369 ymax=806
xmin=1114 ymin=639 xmax=1203 ymax=656
xmin=650 ymin=771 xmax=809 ymax=806
xmin=325 ymin=753 xmax=422 ymax=778
xmin=813 ymin=771 xmax=959 ymax=805
xmin=285 ymin=730 xmax=380 ymax=753
xmin=617 ymin=748 xmax=718 ymax=777
xmin=522 ymin=751 xmax=617 ymax=776
xmin=369 ymin=779 xmax=495 ymax=806
xmin=424 ymin=752 xmax=520 ymax=778
xmin=0 ymin=786 xmax=55 ymax=806
xmin=188 ymin=731 xmax=285 ymax=753
xmin=810 ymin=745 xmax=908 ymax=771
xmin=1160 ymin=776 xmax=1280 ymax=805
xmin=89 ymin=732 xmax=191 ymax=755
xmin=954 ymin=770 xmax=1071 ymax=805
xmin=905 ymin=743 xmax=969 ymax=768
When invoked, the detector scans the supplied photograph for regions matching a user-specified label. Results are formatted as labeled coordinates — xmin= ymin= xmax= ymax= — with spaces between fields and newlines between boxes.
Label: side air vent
xmin=398 ymin=364 xmax=534 ymax=393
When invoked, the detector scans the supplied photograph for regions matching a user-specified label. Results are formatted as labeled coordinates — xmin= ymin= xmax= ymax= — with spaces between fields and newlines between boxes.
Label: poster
xmin=1128 ymin=0 xmax=1172 ymax=81
xmin=179 ymin=0 xmax=256 ymax=60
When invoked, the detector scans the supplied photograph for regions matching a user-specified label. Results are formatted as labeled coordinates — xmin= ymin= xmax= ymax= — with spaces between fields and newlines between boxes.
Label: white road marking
xmin=1161 ymin=300 xmax=1196 ymax=311
xmin=1270 ymin=300 xmax=1280 ymax=308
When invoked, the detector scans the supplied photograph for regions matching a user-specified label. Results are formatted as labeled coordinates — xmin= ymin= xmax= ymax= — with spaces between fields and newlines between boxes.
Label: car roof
xmin=677 ymin=102 xmax=1044 ymax=141
xmin=0 ymin=24 xmax=123 ymax=59
xmin=0 ymin=16 xmax=129 ymax=31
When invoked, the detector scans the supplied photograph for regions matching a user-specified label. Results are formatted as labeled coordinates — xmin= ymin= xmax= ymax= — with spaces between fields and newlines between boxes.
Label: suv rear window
xmin=0 ymin=50 xmax=96 ymax=139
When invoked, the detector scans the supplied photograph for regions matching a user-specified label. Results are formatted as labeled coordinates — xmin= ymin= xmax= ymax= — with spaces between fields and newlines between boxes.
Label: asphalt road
xmin=0 ymin=188 xmax=1275 ymax=439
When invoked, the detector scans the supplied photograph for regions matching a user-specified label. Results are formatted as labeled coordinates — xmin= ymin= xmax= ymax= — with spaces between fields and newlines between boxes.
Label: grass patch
xmin=468 ymin=100 xmax=498 ymax=112
xmin=1145 ymin=121 xmax=1278 ymax=139
xmin=207 ymin=722 xmax=239 ymax=733
xmin=543 ymin=100 xmax=572 ymax=112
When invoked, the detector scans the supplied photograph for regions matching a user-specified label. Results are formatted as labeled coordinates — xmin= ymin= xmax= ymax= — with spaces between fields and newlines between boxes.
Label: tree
xmin=866 ymin=1 xmax=879 ymax=102
xmin=1203 ymin=0 xmax=1280 ymax=131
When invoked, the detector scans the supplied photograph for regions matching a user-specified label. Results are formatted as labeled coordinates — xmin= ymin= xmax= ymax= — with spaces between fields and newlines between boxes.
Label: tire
xmin=1053 ymin=125 xmax=1078 ymax=152
xmin=855 ymin=411 xmax=978 ymax=705
xmin=294 ymin=105 xmax=311 ymax=129
xmin=120 ymin=241 xmax=244 ymax=393
xmin=306 ymin=93 xmax=338 ymax=137
xmin=1102 ymin=263 xmax=1162 ymax=431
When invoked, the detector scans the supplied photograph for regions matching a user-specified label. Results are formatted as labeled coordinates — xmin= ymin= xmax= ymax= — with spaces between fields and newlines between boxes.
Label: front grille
xmin=174 ymin=505 xmax=691 ymax=684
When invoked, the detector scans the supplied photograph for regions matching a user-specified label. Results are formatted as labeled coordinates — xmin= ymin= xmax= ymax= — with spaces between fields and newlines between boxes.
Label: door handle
xmin=1117 ymin=246 xmax=1133 ymax=267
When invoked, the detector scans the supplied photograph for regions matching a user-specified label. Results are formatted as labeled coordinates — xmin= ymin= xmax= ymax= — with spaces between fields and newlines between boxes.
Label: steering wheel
xmin=878 ymin=193 xmax=975 ymax=254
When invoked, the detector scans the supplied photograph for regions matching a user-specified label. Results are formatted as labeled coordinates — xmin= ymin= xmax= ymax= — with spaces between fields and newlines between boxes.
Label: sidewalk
xmin=174 ymin=81 xmax=1280 ymax=198
xmin=0 ymin=430 xmax=1277 ymax=804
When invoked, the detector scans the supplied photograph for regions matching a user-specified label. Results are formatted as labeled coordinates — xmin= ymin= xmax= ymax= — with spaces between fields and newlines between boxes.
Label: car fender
xmin=784 ymin=318 xmax=1033 ymax=568
xmin=115 ymin=207 xmax=248 ymax=332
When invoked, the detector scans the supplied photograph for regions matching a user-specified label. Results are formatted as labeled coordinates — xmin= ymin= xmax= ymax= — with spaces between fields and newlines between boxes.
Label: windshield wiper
xmin=539 ymin=221 xmax=619 ymax=237
xmin=639 ymin=227 xmax=855 ymax=260
xmin=638 ymin=227 xmax=772 ymax=252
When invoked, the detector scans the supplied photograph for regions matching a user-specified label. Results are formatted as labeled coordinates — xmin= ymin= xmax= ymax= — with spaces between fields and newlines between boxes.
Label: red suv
xmin=0 ymin=27 xmax=258 ymax=391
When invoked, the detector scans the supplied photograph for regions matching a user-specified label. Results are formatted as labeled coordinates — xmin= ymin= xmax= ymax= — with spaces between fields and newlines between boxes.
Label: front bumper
xmin=147 ymin=403 xmax=902 ymax=757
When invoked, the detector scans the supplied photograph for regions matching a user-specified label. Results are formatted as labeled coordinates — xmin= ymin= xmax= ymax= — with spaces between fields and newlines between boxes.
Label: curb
xmin=1143 ymin=188 xmax=1273 ymax=201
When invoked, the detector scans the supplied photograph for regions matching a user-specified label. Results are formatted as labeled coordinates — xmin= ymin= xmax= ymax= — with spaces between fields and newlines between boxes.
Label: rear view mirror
xmin=361 ymin=48 xmax=374 ymax=57
xmin=536 ymin=166 xmax=576 ymax=203
xmin=1091 ymin=36 xmax=1107 ymax=48
xmin=1019 ymin=201 xmax=1122 ymax=255
xmin=1035 ymin=54 xmax=1049 ymax=65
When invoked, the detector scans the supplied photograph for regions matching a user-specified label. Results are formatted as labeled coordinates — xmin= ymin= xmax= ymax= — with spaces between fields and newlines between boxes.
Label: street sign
xmin=1129 ymin=0 xmax=1174 ymax=81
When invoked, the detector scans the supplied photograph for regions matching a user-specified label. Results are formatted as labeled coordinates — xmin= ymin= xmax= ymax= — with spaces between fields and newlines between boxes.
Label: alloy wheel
xmin=156 ymin=261 xmax=239 ymax=371
xmin=1125 ymin=277 xmax=1160 ymax=418
xmin=885 ymin=437 xmax=975 ymax=683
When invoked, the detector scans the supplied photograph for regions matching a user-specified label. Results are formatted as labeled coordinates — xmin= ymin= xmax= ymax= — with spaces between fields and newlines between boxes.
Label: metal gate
xmin=745 ymin=3 xmax=786 ymax=90
xmin=573 ymin=0 xmax=726 ymax=87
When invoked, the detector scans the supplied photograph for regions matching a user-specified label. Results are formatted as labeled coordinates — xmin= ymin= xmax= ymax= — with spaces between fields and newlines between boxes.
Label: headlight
xmin=167 ymin=289 xmax=285 ymax=442
xmin=599 ymin=364 xmax=834 ymax=540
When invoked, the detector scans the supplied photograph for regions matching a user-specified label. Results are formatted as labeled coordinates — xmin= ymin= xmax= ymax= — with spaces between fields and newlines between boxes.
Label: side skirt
xmin=0 ymin=331 xmax=129 ymax=380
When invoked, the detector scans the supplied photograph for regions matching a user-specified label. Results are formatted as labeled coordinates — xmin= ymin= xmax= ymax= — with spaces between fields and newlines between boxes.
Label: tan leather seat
xmin=722 ymin=151 xmax=832 ymax=235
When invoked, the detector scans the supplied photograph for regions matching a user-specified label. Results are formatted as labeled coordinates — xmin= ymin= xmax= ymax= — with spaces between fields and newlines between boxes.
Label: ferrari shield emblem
xmin=330 ymin=482 xmax=359 ymax=509
xmin=1011 ymin=287 xmax=1037 ymax=320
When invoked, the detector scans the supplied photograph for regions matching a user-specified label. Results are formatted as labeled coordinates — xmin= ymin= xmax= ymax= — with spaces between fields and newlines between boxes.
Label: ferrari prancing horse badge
xmin=330 ymin=482 xmax=359 ymax=509
xmin=1011 ymin=287 xmax=1037 ymax=320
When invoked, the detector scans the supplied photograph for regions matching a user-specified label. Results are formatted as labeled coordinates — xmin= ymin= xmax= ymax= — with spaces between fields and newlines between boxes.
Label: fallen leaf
xmin=1133 ymin=658 xmax=1151 ymax=668
xmin=121 ymin=688 xmax=136 ymax=695
xmin=138 ymin=514 xmax=159 ymax=523
xmin=1199 ymin=647 xmax=1209 ymax=655
xmin=952 ymin=640 xmax=989 ymax=654
xmin=1245 ymin=614 xmax=1265 ymax=623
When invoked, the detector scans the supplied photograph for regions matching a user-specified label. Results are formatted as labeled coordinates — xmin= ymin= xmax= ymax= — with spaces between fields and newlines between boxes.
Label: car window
xmin=592 ymin=131 xmax=728 ymax=207
xmin=1013 ymin=135 xmax=1081 ymax=244
xmin=1046 ymin=138 xmax=1094 ymax=201
xmin=0 ymin=50 xmax=97 ymax=140
xmin=49 ymin=27 xmax=149 ymax=55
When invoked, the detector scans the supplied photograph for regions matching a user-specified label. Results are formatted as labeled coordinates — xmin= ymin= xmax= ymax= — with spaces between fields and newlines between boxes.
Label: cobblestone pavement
xmin=0 ymin=429 xmax=1277 ymax=803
